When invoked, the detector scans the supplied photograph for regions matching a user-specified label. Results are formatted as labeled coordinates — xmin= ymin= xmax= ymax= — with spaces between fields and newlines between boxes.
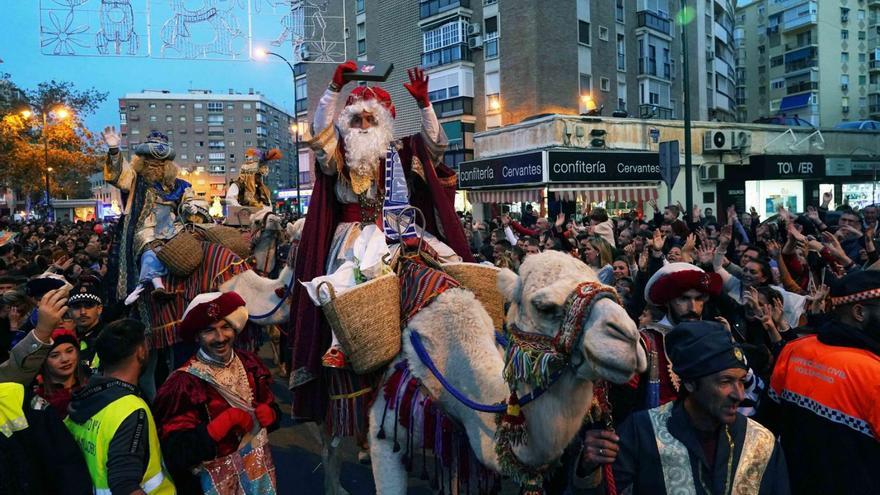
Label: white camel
xmin=365 ymin=251 xmax=647 ymax=493
xmin=219 ymin=257 xmax=293 ymax=326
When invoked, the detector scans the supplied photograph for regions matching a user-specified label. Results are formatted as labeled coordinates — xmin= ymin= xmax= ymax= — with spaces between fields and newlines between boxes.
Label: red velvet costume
xmin=153 ymin=349 xmax=280 ymax=494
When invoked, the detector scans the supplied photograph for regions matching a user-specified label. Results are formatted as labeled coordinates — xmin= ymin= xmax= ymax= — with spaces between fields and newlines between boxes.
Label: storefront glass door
xmin=745 ymin=180 xmax=804 ymax=215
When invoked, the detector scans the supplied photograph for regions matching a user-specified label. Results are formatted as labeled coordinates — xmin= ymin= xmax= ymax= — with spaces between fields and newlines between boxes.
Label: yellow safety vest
xmin=80 ymin=340 xmax=101 ymax=370
xmin=65 ymin=394 xmax=175 ymax=495
xmin=0 ymin=382 xmax=28 ymax=438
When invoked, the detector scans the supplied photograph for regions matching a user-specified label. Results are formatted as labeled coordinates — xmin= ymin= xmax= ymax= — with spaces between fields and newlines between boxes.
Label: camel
xmin=365 ymin=251 xmax=647 ymax=494
xmin=250 ymin=210 xmax=285 ymax=275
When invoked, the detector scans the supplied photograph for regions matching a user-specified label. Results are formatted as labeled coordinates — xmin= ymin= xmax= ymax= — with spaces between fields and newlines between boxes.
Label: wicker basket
xmin=443 ymin=263 xmax=505 ymax=331
xmin=318 ymin=273 xmax=401 ymax=374
xmin=200 ymin=225 xmax=251 ymax=259
xmin=156 ymin=229 xmax=203 ymax=277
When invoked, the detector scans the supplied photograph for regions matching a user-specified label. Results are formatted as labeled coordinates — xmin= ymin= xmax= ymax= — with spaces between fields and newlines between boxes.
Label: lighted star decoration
xmin=209 ymin=196 xmax=224 ymax=218
xmin=41 ymin=10 xmax=89 ymax=55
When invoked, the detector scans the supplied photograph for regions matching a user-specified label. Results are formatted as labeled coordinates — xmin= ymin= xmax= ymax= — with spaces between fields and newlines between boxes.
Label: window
xmin=207 ymin=102 xmax=223 ymax=112
xmin=423 ymin=18 xmax=468 ymax=52
xmin=165 ymin=115 xmax=172 ymax=122
xmin=578 ymin=21 xmax=590 ymax=45
xmin=842 ymin=96 xmax=850 ymax=112
xmin=179 ymin=116 xmax=186 ymax=122
xmin=842 ymin=74 xmax=850 ymax=90
xmin=771 ymin=78 xmax=785 ymax=89
xmin=207 ymin=115 xmax=224 ymax=124
xmin=194 ymin=115 xmax=204 ymax=122
xmin=128 ymin=105 xmax=138 ymax=111
xmin=226 ymin=104 xmax=234 ymax=110
xmin=357 ymin=22 xmax=366 ymax=55
xmin=841 ymin=7 xmax=849 ymax=22
xmin=194 ymin=103 xmax=203 ymax=109
xmin=860 ymin=75 xmax=867 ymax=85
xmin=842 ymin=52 xmax=850 ymax=63
xmin=180 ymin=141 xmax=187 ymax=147
xmin=616 ymin=34 xmax=626 ymax=70
xmin=228 ymin=128 xmax=235 ymax=133
xmin=600 ymin=77 xmax=610 ymax=92
xmin=180 ymin=153 xmax=188 ymax=160
xmin=228 ymin=140 xmax=235 ymax=147
xmin=858 ymin=30 xmax=866 ymax=40
xmin=860 ymin=53 xmax=867 ymax=63
xmin=244 ymin=128 xmax=253 ymax=134
xmin=149 ymin=115 xmax=157 ymax=122
xmin=149 ymin=103 xmax=156 ymax=109
xmin=770 ymin=55 xmax=783 ymax=67
xmin=598 ymin=26 xmax=609 ymax=41
xmin=243 ymin=103 xmax=252 ymax=110
xmin=841 ymin=30 xmax=849 ymax=40
xmin=615 ymin=0 xmax=624 ymax=23
xmin=179 ymin=104 xmax=186 ymax=110
xmin=295 ymin=77 xmax=308 ymax=113
xmin=131 ymin=128 xmax=140 ymax=135
xmin=356 ymin=0 xmax=364 ymax=13
xmin=485 ymin=16 xmax=499 ymax=59
xmin=195 ymin=154 xmax=204 ymax=162
xmin=119 ymin=113 xmax=127 ymax=124
xmin=579 ymin=73 xmax=592 ymax=94
xmin=485 ymin=70 xmax=500 ymax=113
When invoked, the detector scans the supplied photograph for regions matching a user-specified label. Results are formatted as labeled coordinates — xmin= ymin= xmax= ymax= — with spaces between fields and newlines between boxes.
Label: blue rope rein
xmin=248 ymin=267 xmax=295 ymax=320
xmin=409 ymin=331 xmax=561 ymax=413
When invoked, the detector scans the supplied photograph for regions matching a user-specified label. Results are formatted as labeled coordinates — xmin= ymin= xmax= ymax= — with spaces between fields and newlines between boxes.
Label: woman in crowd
xmin=32 ymin=328 xmax=90 ymax=418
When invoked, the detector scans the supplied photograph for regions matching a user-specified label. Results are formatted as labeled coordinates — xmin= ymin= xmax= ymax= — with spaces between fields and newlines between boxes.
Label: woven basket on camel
xmin=443 ymin=262 xmax=505 ymax=332
xmin=156 ymin=229 xmax=203 ymax=277
xmin=199 ymin=225 xmax=251 ymax=259
xmin=317 ymin=273 xmax=401 ymax=374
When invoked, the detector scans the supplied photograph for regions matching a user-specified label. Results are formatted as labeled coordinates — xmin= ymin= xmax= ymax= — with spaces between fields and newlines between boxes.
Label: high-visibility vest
xmin=79 ymin=340 xmax=100 ymax=370
xmin=65 ymin=394 xmax=175 ymax=495
xmin=0 ymin=382 xmax=28 ymax=438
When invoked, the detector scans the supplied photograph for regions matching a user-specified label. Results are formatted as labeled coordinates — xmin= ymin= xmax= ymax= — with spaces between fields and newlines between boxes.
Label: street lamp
xmin=21 ymin=105 xmax=70 ymax=220
xmin=255 ymin=47 xmax=303 ymax=217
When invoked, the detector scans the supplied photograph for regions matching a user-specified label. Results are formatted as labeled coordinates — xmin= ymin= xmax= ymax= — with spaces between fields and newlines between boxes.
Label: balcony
xmin=638 ymin=58 xmax=671 ymax=79
xmin=636 ymin=10 xmax=671 ymax=36
xmin=782 ymin=13 xmax=817 ymax=32
xmin=421 ymin=43 xmax=471 ymax=68
xmin=432 ymin=97 xmax=473 ymax=118
xmin=871 ymin=60 xmax=880 ymax=72
xmin=786 ymin=81 xmax=819 ymax=94
xmin=869 ymin=84 xmax=880 ymax=94
xmin=784 ymin=41 xmax=816 ymax=52
xmin=785 ymin=58 xmax=817 ymax=73
xmin=419 ymin=0 xmax=469 ymax=20
xmin=870 ymin=104 xmax=880 ymax=116
xmin=639 ymin=104 xmax=674 ymax=120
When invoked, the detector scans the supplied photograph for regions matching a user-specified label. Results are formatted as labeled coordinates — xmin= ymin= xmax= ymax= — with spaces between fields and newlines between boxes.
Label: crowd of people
xmin=464 ymin=195 xmax=880 ymax=494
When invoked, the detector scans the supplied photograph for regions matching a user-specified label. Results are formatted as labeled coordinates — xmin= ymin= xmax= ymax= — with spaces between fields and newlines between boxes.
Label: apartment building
xmin=735 ymin=0 xmax=880 ymax=126
xmin=117 ymin=89 xmax=301 ymax=200
xmin=294 ymin=0 xmax=734 ymax=173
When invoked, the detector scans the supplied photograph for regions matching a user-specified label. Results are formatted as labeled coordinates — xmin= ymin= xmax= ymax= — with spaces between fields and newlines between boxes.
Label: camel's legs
xmin=369 ymin=395 xmax=409 ymax=495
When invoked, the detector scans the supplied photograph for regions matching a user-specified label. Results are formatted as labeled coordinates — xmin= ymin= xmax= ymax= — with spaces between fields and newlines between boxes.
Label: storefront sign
xmin=851 ymin=161 xmax=880 ymax=173
xmin=826 ymin=158 xmax=852 ymax=176
xmin=458 ymin=152 xmax=544 ymax=188
xmin=748 ymin=154 xmax=825 ymax=179
xmin=547 ymin=151 xmax=661 ymax=182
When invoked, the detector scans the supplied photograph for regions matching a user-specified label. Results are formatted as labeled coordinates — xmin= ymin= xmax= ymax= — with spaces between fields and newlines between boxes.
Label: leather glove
xmin=254 ymin=403 xmax=276 ymax=428
xmin=331 ymin=60 xmax=359 ymax=91
xmin=404 ymin=67 xmax=431 ymax=108
xmin=102 ymin=125 xmax=121 ymax=149
xmin=206 ymin=408 xmax=254 ymax=442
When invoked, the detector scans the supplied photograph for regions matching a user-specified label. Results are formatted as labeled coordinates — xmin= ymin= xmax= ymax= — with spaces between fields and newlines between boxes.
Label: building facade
xmin=736 ymin=0 xmax=880 ymax=126
xmin=118 ymin=89 xmax=302 ymax=201
xmin=293 ymin=0 xmax=734 ymax=175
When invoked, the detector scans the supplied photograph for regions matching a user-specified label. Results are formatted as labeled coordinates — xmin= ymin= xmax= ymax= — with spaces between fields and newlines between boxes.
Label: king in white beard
xmin=337 ymin=99 xmax=395 ymax=181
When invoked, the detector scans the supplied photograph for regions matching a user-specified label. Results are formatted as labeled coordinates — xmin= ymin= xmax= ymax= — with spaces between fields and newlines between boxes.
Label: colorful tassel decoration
xmin=499 ymin=391 xmax=528 ymax=446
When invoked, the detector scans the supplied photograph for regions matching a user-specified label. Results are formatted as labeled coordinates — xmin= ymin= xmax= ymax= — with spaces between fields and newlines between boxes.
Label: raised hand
xmin=651 ymin=229 xmax=665 ymax=252
xmin=331 ymin=60 xmax=358 ymax=90
xmin=766 ymin=240 xmax=781 ymax=258
xmin=696 ymin=244 xmax=714 ymax=265
xmin=555 ymin=212 xmax=566 ymax=228
xmin=404 ymin=67 xmax=431 ymax=108
xmin=718 ymin=224 xmax=733 ymax=247
xmin=35 ymin=287 xmax=70 ymax=342
xmin=102 ymin=126 xmax=120 ymax=148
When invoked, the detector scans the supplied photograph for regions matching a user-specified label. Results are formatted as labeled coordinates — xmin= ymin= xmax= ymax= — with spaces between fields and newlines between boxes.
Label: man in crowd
xmin=763 ymin=269 xmax=880 ymax=494
xmin=67 ymin=283 xmax=104 ymax=370
xmin=154 ymin=291 xmax=279 ymax=494
xmin=609 ymin=321 xmax=790 ymax=494
xmin=65 ymin=319 xmax=175 ymax=494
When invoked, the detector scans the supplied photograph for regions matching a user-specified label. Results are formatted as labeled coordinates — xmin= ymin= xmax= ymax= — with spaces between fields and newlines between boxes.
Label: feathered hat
xmin=133 ymin=131 xmax=175 ymax=161
xmin=242 ymin=148 xmax=283 ymax=173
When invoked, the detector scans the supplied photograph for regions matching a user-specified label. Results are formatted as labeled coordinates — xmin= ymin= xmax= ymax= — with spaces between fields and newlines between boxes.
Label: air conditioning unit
xmin=468 ymin=23 xmax=481 ymax=36
xmin=468 ymin=36 xmax=483 ymax=49
xmin=732 ymin=130 xmax=751 ymax=150
xmin=700 ymin=163 xmax=724 ymax=182
xmin=703 ymin=130 xmax=735 ymax=152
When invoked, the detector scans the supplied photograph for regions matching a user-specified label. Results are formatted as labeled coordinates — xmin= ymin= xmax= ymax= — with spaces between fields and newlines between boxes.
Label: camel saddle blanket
xmin=398 ymin=258 xmax=461 ymax=325
xmin=380 ymin=360 xmax=501 ymax=495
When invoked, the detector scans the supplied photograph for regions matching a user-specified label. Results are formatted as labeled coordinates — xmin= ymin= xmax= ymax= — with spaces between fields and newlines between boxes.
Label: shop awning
xmin=466 ymin=187 xmax=544 ymax=204
xmin=779 ymin=93 xmax=811 ymax=111
xmin=550 ymin=183 xmax=659 ymax=203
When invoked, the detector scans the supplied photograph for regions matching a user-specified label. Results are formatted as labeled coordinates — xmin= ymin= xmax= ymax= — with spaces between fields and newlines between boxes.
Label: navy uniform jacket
xmin=613 ymin=400 xmax=789 ymax=495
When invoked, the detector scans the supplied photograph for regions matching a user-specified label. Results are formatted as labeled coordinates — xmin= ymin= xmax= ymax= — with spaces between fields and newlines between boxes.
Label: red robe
xmin=289 ymin=133 xmax=474 ymax=422
xmin=153 ymin=349 xmax=280 ymax=494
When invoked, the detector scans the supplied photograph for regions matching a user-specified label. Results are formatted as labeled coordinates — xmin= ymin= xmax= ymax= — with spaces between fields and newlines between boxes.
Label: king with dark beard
xmin=287 ymin=62 xmax=474 ymax=442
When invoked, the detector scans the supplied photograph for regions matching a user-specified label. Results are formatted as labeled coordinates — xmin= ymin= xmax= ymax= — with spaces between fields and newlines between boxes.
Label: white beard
xmin=342 ymin=125 xmax=392 ymax=177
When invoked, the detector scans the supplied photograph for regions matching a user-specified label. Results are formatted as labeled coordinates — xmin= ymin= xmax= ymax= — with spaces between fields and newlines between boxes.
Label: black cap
xmin=830 ymin=269 xmax=880 ymax=306
xmin=68 ymin=283 xmax=103 ymax=307
xmin=666 ymin=321 xmax=748 ymax=380
xmin=25 ymin=276 xmax=67 ymax=299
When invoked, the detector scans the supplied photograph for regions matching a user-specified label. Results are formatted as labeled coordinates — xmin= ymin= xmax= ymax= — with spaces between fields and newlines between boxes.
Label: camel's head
xmin=498 ymin=251 xmax=646 ymax=384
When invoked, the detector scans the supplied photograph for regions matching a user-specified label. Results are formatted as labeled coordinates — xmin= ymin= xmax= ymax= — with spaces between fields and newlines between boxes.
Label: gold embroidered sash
xmin=647 ymin=403 xmax=775 ymax=495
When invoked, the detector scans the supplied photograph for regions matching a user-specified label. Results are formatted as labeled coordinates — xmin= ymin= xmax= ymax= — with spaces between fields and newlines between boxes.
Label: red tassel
xmin=501 ymin=391 xmax=527 ymax=445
